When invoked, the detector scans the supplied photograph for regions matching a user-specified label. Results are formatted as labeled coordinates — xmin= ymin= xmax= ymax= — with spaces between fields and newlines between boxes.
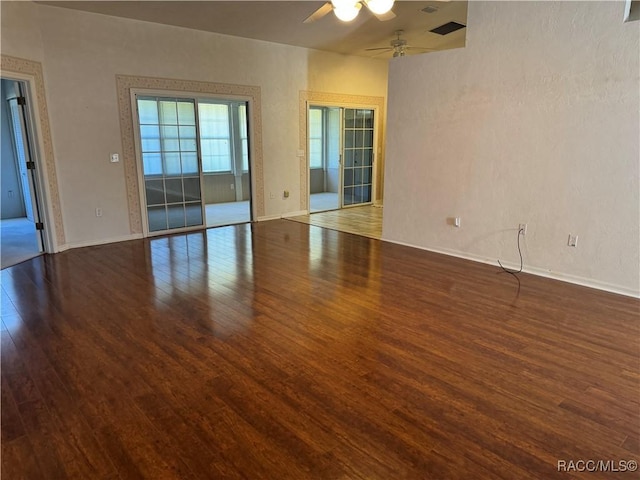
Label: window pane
xmin=309 ymin=108 xmax=323 ymax=169
xmin=344 ymin=130 xmax=355 ymax=149
xmin=159 ymin=100 xmax=178 ymax=124
xmin=167 ymin=204 xmax=186 ymax=229
xmin=344 ymin=109 xmax=356 ymax=128
xmin=343 ymin=168 xmax=354 ymax=187
xmin=140 ymin=125 xmax=161 ymax=152
xmin=177 ymin=101 xmax=195 ymax=125
xmin=242 ymin=139 xmax=249 ymax=171
xmin=309 ymin=139 xmax=323 ymax=169
xmin=354 ymin=167 xmax=363 ymax=185
xmin=344 ymin=150 xmax=353 ymax=167
xmin=362 ymin=184 xmax=372 ymax=202
xmin=343 ymin=187 xmax=354 ymax=205
xmin=362 ymin=150 xmax=372 ymax=167
xmin=161 ymin=126 xmax=179 ymax=152
xmin=148 ymin=206 xmax=167 ymax=232
xmin=198 ymin=102 xmax=231 ymax=172
xmin=138 ymin=99 xmax=159 ymax=124
xmin=239 ymin=104 xmax=249 ymax=171
xmin=181 ymin=152 xmax=198 ymax=174
xmin=363 ymin=167 xmax=372 ymax=184
xmin=165 ymin=178 xmax=184 ymax=203
xmin=179 ymin=126 xmax=197 ymax=151
xmin=164 ymin=152 xmax=181 ymax=176
xmin=353 ymin=149 xmax=362 ymax=166
xmin=238 ymin=104 xmax=248 ymax=137
xmin=183 ymin=177 xmax=201 ymax=201
xmin=356 ymin=109 xmax=367 ymax=128
xmin=364 ymin=130 xmax=373 ymax=148
xmin=145 ymin=179 xmax=165 ymax=205
xmin=185 ymin=204 xmax=203 ymax=226
xmin=143 ymin=152 xmax=162 ymax=175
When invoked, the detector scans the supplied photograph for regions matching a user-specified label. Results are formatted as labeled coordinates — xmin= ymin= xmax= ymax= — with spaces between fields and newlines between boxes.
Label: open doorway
xmin=308 ymin=105 xmax=376 ymax=213
xmin=199 ymin=99 xmax=251 ymax=228
xmin=0 ymin=78 xmax=44 ymax=268
xmin=309 ymin=106 xmax=340 ymax=213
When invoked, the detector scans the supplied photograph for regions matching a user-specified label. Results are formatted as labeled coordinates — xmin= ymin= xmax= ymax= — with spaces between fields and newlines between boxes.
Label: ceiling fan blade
xmin=405 ymin=46 xmax=437 ymax=51
xmin=370 ymin=50 xmax=392 ymax=58
xmin=303 ymin=2 xmax=333 ymax=24
xmin=372 ymin=9 xmax=396 ymax=21
xmin=365 ymin=47 xmax=393 ymax=51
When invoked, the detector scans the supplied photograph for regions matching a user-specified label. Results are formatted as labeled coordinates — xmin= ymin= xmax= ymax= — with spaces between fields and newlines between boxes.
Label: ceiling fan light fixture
xmin=332 ymin=1 xmax=361 ymax=22
xmin=364 ymin=0 xmax=395 ymax=15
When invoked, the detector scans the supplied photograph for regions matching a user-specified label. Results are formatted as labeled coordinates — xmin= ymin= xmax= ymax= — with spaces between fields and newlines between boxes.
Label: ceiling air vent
xmin=421 ymin=6 xmax=439 ymax=14
xmin=429 ymin=21 xmax=466 ymax=35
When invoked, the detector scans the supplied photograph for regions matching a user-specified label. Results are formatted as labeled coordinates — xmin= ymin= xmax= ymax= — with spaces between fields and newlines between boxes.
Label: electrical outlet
xmin=95 ymin=208 xmax=103 ymax=217
xmin=519 ymin=223 xmax=527 ymax=235
xmin=230 ymin=183 xmax=234 ymax=190
xmin=568 ymin=234 xmax=578 ymax=247
xmin=269 ymin=192 xmax=275 ymax=199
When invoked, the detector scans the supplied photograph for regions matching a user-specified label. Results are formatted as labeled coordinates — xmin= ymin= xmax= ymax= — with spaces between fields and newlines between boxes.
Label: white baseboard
xmin=59 ymin=233 xmax=144 ymax=251
xmin=282 ymin=210 xmax=308 ymax=218
xmin=382 ymin=237 xmax=640 ymax=299
xmin=257 ymin=210 xmax=308 ymax=222
xmin=257 ymin=214 xmax=283 ymax=222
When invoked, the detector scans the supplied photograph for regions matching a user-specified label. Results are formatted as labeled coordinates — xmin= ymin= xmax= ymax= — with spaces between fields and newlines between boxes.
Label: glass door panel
xmin=137 ymin=96 xmax=203 ymax=233
xmin=342 ymin=108 xmax=374 ymax=206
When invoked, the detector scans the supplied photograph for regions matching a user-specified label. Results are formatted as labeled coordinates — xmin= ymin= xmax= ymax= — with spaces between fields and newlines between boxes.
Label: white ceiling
xmin=39 ymin=1 xmax=468 ymax=59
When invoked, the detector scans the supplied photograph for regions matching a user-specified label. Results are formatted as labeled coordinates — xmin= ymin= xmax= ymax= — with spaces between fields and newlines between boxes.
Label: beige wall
xmin=383 ymin=1 xmax=639 ymax=296
xmin=1 ymin=2 xmax=388 ymax=247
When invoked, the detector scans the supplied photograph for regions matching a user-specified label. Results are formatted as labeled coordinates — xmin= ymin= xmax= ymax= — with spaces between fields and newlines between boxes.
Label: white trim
xmin=257 ymin=210 xmax=308 ymax=222
xmin=58 ymin=233 xmax=144 ymax=251
xmin=382 ymin=237 xmax=640 ymax=299
xmin=257 ymin=214 xmax=282 ymax=222
xmin=282 ymin=210 xmax=308 ymax=218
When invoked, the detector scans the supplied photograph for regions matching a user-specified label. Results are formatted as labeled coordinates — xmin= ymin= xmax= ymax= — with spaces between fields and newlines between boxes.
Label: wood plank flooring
xmin=1 ymin=219 xmax=638 ymax=479
xmin=288 ymin=205 xmax=383 ymax=239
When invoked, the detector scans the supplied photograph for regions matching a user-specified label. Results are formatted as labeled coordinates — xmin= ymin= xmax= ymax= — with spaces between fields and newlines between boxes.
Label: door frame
xmin=116 ymin=75 xmax=264 ymax=236
xmin=305 ymin=101 xmax=380 ymax=213
xmin=1 ymin=73 xmax=57 ymax=253
xmin=130 ymin=88 xmax=256 ymax=237
xmin=299 ymin=91 xmax=385 ymax=215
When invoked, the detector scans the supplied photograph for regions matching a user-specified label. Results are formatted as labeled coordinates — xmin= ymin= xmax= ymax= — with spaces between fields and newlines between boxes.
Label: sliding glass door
xmin=307 ymin=106 xmax=375 ymax=212
xmin=135 ymin=94 xmax=252 ymax=235
xmin=342 ymin=108 xmax=374 ymax=207
xmin=137 ymin=97 xmax=203 ymax=232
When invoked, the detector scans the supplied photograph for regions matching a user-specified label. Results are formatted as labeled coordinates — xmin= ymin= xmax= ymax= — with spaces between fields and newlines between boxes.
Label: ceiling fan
xmin=304 ymin=0 xmax=396 ymax=23
xmin=366 ymin=30 xmax=436 ymax=57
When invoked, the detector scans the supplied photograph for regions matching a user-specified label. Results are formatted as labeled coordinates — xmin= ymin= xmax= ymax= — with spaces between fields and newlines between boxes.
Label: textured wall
xmin=383 ymin=1 xmax=639 ymax=295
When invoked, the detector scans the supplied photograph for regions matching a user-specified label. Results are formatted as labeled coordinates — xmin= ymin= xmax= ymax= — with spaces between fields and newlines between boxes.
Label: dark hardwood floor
xmin=1 ymin=219 xmax=638 ymax=479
